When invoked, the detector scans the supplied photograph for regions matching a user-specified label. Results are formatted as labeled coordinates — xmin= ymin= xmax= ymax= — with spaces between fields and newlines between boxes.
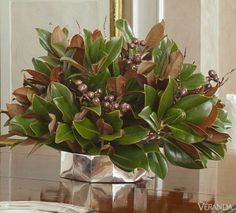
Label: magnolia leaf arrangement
xmin=0 ymin=19 xmax=232 ymax=179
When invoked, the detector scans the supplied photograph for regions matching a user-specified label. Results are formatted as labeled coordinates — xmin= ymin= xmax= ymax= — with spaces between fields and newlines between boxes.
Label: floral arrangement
xmin=0 ymin=19 xmax=232 ymax=179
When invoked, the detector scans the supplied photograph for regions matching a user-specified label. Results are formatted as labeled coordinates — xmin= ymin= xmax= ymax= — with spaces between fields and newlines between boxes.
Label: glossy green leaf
xmin=140 ymin=143 xmax=160 ymax=153
xmin=144 ymin=84 xmax=159 ymax=110
xmin=104 ymin=110 xmax=123 ymax=132
xmin=173 ymin=95 xmax=209 ymax=111
xmin=148 ymin=151 xmax=168 ymax=179
xmin=35 ymin=28 xmax=55 ymax=55
xmin=115 ymin=19 xmax=135 ymax=42
xmin=98 ymin=37 xmax=123 ymax=72
xmin=182 ymin=73 xmax=206 ymax=90
xmin=9 ymin=116 xmax=36 ymax=136
xmin=32 ymin=95 xmax=61 ymax=119
xmin=89 ymin=38 xmax=106 ymax=64
xmin=82 ymin=104 xmax=101 ymax=116
xmin=53 ymin=96 xmax=78 ymax=122
xmin=100 ymin=131 xmax=122 ymax=141
xmin=49 ymin=82 xmax=74 ymax=104
xmin=55 ymin=123 xmax=74 ymax=143
xmin=40 ymin=56 xmax=61 ymax=68
xmin=32 ymin=58 xmax=51 ymax=76
xmin=152 ymin=36 xmax=173 ymax=75
xmin=73 ymin=129 xmax=94 ymax=150
xmin=30 ymin=120 xmax=47 ymax=137
xmin=110 ymin=145 xmax=148 ymax=171
xmin=139 ymin=106 xmax=159 ymax=132
xmin=84 ymin=29 xmax=93 ymax=66
xmin=157 ymin=79 xmax=177 ymax=118
xmin=186 ymin=101 xmax=212 ymax=124
xmin=169 ymin=123 xmax=204 ymax=143
xmin=73 ymin=118 xmax=99 ymax=140
xmin=164 ymin=141 xmax=206 ymax=169
xmin=195 ymin=142 xmax=225 ymax=160
xmin=115 ymin=125 xmax=149 ymax=145
xmin=213 ymin=109 xmax=232 ymax=132
xmin=85 ymin=69 xmax=111 ymax=91
xmin=165 ymin=108 xmax=186 ymax=124
xmin=178 ymin=63 xmax=197 ymax=80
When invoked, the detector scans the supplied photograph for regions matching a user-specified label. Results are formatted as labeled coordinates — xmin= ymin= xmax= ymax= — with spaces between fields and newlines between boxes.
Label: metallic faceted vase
xmin=60 ymin=151 xmax=146 ymax=183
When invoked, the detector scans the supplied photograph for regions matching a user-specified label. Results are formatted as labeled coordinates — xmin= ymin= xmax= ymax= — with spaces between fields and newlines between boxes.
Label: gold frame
xmin=110 ymin=0 xmax=123 ymax=37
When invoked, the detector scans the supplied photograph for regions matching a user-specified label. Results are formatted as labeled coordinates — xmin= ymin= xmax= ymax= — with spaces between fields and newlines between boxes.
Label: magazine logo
xmin=198 ymin=202 xmax=232 ymax=211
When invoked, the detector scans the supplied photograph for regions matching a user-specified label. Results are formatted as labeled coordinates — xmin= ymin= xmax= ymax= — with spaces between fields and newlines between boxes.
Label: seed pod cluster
xmin=103 ymin=95 xmax=131 ymax=113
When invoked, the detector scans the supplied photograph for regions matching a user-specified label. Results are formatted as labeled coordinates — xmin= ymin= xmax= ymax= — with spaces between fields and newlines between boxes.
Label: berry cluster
xmin=123 ymin=38 xmax=146 ymax=70
xmin=176 ymin=87 xmax=188 ymax=100
xmin=74 ymin=79 xmax=102 ymax=105
xmin=103 ymin=95 xmax=131 ymax=113
xmin=205 ymin=69 xmax=219 ymax=89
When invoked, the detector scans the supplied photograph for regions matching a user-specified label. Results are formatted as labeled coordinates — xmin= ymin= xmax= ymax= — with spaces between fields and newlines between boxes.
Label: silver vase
xmin=60 ymin=151 xmax=146 ymax=183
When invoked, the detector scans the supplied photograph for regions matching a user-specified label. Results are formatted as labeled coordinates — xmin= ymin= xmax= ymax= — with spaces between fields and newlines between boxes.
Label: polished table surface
xmin=0 ymin=147 xmax=236 ymax=213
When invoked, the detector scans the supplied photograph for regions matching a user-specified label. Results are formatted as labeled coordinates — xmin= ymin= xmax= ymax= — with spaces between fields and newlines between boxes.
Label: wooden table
xmin=0 ymin=148 xmax=236 ymax=213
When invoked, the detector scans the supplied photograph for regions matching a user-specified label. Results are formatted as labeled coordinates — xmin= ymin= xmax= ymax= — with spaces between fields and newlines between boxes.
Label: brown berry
xmin=131 ymin=65 xmax=136 ymax=70
xmin=121 ymin=103 xmax=131 ymax=113
xmin=104 ymin=96 xmax=109 ymax=101
xmin=132 ymin=38 xmax=139 ymax=44
xmin=129 ymin=43 xmax=135 ymax=49
xmin=208 ymin=70 xmax=216 ymax=78
xmin=140 ymin=40 xmax=146 ymax=46
xmin=205 ymin=83 xmax=212 ymax=90
xmin=87 ymin=91 xmax=95 ymax=99
xmin=206 ymin=76 xmax=211 ymax=81
xmin=179 ymin=88 xmax=188 ymax=96
xmin=78 ymin=84 xmax=88 ymax=93
xmin=96 ymin=88 xmax=102 ymax=94
xmin=113 ymin=103 xmax=119 ymax=110
xmin=135 ymin=54 xmax=142 ymax=63
xmin=108 ymin=95 xmax=115 ymax=102
xmin=104 ymin=102 xmax=110 ymax=108
xmin=74 ymin=79 xmax=82 ymax=85
xmin=92 ymin=97 xmax=100 ymax=105
xmin=127 ymin=60 xmax=132 ymax=65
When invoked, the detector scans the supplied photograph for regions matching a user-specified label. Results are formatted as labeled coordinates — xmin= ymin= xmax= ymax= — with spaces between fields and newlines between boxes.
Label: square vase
xmin=60 ymin=151 xmax=146 ymax=183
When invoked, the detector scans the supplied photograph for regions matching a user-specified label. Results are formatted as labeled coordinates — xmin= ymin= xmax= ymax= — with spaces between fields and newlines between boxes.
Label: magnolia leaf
xmin=70 ymin=34 xmax=84 ymax=48
xmin=173 ymin=95 xmax=209 ymax=111
xmin=185 ymin=101 xmax=213 ymax=124
xmin=89 ymin=37 xmax=106 ymax=64
xmin=98 ymin=37 xmax=123 ymax=72
xmin=168 ymin=123 xmax=204 ymax=144
xmin=13 ymin=87 xmax=37 ymax=104
xmin=60 ymin=56 xmax=87 ymax=72
xmin=51 ymin=26 xmax=69 ymax=57
xmin=53 ymin=96 xmax=78 ymax=122
xmin=84 ymin=29 xmax=93 ymax=66
xmin=56 ymin=123 xmax=74 ymax=143
xmin=35 ymin=28 xmax=55 ymax=55
xmin=110 ymin=145 xmax=148 ymax=171
xmin=82 ymin=104 xmax=101 ymax=116
xmin=145 ymin=20 xmax=165 ymax=48
xmin=138 ymin=106 xmax=159 ymax=132
xmin=40 ymin=56 xmax=61 ymax=68
xmin=144 ymin=84 xmax=159 ymax=110
xmin=137 ymin=61 xmax=156 ymax=75
xmin=49 ymin=82 xmax=74 ymax=104
xmin=30 ymin=120 xmax=47 ymax=137
xmin=104 ymin=110 xmax=123 ymax=132
xmin=195 ymin=142 xmax=225 ymax=160
xmin=114 ymin=125 xmax=149 ymax=145
xmin=199 ymin=105 xmax=218 ymax=129
xmin=107 ymin=75 xmax=126 ymax=97
xmin=48 ymin=113 xmax=57 ymax=134
xmin=182 ymin=73 xmax=206 ymax=90
xmin=165 ymin=108 xmax=186 ymax=124
xmin=157 ymin=79 xmax=177 ymax=118
xmin=73 ymin=118 xmax=99 ymax=140
xmin=6 ymin=104 xmax=27 ymax=118
xmin=148 ymin=151 xmax=168 ymax=179
xmin=32 ymin=95 xmax=61 ymax=119
xmin=205 ymin=128 xmax=230 ymax=143
xmin=140 ymin=143 xmax=160 ymax=153
xmin=178 ymin=63 xmax=197 ymax=81
xmin=50 ymin=67 xmax=61 ymax=82
xmin=32 ymin=58 xmax=51 ymax=76
xmin=96 ymin=118 xmax=113 ymax=135
xmin=162 ymin=50 xmax=184 ymax=79
xmin=24 ymin=69 xmax=50 ymax=86
xmin=115 ymin=19 xmax=135 ymax=43
xmin=164 ymin=140 xmax=206 ymax=169
xmin=100 ymin=131 xmax=122 ymax=141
